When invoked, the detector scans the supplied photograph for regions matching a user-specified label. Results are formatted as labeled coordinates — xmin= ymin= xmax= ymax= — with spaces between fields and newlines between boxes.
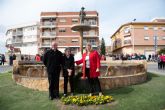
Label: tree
xmin=158 ymin=48 xmax=165 ymax=54
xmin=101 ymin=38 xmax=106 ymax=55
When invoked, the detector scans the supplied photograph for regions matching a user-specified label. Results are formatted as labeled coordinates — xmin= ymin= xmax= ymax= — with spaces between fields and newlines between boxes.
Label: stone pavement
xmin=147 ymin=62 xmax=165 ymax=76
xmin=0 ymin=65 xmax=12 ymax=73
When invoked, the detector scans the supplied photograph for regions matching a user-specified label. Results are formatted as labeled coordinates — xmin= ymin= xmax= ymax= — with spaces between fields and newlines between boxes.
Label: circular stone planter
xmin=12 ymin=60 xmax=147 ymax=91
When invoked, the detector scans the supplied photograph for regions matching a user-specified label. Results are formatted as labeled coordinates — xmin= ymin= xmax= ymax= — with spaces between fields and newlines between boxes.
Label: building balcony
xmin=40 ymin=22 xmax=56 ymax=28
xmin=17 ymin=31 xmax=23 ymax=36
xmin=123 ymin=32 xmax=131 ymax=37
xmin=83 ymin=34 xmax=98 ymax=37
xmin=12 ymin=38 xmax=23 ymax=44
xmin=40 ymin=43 xmax=51 ymax=47
xmin=40 ymin=32 xmax=56 ymax=38
xmin=124 ymin=39 xmax=132 ymax=45
xmin=83 ymin=42 xmax=97 ymax=46
xmin=84 ymin=21 xmax=97 ymax=26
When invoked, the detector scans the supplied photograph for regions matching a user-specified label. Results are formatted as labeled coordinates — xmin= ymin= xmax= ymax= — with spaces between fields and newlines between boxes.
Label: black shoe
xmin=54 ymin=95 xmax=60 ymax=99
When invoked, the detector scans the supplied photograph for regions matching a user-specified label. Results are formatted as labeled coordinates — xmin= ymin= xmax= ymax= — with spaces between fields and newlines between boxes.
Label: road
xmin=0 ymin=65 xmax=12 ymax=73
xmin=147 ymin=62 xmax=165 ymax=76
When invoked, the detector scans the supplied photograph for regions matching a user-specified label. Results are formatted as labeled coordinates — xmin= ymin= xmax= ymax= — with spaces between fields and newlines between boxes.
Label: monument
xmin=71 ymin=7 xmax=91 ymax=55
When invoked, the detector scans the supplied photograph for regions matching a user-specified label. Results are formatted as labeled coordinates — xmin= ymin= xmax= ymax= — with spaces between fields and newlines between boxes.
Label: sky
xmin=0 ymin=0 xmax=165 ymax=54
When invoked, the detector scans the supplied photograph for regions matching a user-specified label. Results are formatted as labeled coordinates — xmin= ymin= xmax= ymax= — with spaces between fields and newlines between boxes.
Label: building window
xmin=162 ymin=27 xmax=165 ymax=31
xmin=72 ymin=19 xmax=78 ymax=24
xmin=89 ymin=19 xmax=96 ymax=25
xmin=83 ymin=31 xmax=88 ymax=35
xmin=153 ymin=26 xmax=158 ymax=30
xmin=162 ymin=36 xmax=165 ymax=40
xmin=89 ymin=30 xmax=95 ymax=35
xmin=59 ymin=18 xmax=66 ymax=23
xmin=153 ymin=36 xmax=159 ymax=40
xmin=89 ymin=39 xmax=96 ymax=45
xmin=72 ymin=39 xmax=78 ymax=42
xmin=144 ymin=36 xmax=149 ymax=40
xmin=59 ymin=28 xmax=66 ymax=32
xmin=124 ymin=27 xmax=130 ymax=33
xmin=124 ymin=39 xmax=131 ymax=45
xmin=72 ymin=30 xmax=77 ymax=33
xmin=144 ymin=26 xmax=148 ymax=30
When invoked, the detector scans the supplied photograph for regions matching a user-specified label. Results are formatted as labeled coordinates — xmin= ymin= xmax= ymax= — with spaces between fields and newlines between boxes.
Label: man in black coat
xmin=43 ymin=41 xmax=63 ymax=100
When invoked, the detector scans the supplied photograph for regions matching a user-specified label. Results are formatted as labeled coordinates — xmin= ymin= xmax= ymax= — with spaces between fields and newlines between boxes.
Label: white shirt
xmin=85 ymin=55 xmax=90 ymax=68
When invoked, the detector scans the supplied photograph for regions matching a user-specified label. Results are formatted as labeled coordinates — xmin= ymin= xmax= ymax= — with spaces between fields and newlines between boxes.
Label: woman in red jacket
xmin=75 ymin=43 xmax=103 ymax=96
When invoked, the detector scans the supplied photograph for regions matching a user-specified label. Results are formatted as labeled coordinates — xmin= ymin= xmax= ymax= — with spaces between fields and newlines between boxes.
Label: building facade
xmin=40 ymin=11 xmax=99 ymax=53
xmin=111 ymin=18 xmax=165 ymax=57
xmin=6 ymin=22 xmax=40 ymax=55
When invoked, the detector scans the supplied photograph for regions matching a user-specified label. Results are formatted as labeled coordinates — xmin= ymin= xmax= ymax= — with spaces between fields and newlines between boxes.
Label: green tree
xmin=101 ymin=38 xmax=106 ymax=55
xmin=158 ymin=48 xmax=165 ymax=54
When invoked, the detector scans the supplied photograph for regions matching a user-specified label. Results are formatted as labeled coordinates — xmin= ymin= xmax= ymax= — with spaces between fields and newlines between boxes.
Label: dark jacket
xmin=43 ymin=49 xmax=63 ymax=73
xmin=62 ymin=54 xmax=75 ymax=77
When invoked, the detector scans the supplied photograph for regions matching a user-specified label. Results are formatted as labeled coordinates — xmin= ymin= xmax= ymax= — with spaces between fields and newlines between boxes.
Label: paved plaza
xmin=0 ymin=65 xmax=12 ymax=73
xmin=147 ymin=62 xmax=165 ymax=76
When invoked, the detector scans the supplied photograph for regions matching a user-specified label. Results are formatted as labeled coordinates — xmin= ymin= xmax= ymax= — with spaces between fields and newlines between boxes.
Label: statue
xmin=79 ymin=7 xmax=86 ymax=24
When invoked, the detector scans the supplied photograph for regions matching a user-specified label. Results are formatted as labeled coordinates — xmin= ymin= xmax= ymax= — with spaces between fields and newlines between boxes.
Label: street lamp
xmin=153 ymin=26 xmax=158 ymax=55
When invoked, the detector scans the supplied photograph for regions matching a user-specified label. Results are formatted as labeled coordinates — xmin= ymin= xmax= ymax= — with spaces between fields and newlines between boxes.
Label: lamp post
xmin=154 ymin=27 xmax=158 ymax=55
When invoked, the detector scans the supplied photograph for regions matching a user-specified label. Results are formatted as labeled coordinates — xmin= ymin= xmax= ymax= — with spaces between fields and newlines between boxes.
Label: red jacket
xmin=76 ymin=50 xmax=100 ymax=78
xmin=35 ymin=55 xmax=41 ymax=62
xmin=162 ymin=55 xmax=165 ymax=62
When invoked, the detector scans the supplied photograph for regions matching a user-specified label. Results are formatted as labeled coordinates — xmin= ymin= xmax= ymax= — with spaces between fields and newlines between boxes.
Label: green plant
xmin=61 ymin=95 xmax=114 ymax=106
xmin=158 ymin=48 xmax=165 ymax=54
xmin=101 ymin=37 xmax=106 ymax=55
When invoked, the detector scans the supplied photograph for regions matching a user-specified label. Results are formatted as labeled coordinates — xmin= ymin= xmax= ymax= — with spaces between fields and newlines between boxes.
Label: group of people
xmin=9 ymin=54 xmax=16 ymax=66
xmin=113 ymin=53 xmax=146 ymax=60
xmin=43 ymin=41 xmax=102 ymax=100
xmin=158 ymin=54 xmax=165 ymax=69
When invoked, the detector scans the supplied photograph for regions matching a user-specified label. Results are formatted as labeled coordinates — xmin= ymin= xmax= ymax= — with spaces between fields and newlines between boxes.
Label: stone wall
xmin=12 ymin=60 xmax=147 ymax=92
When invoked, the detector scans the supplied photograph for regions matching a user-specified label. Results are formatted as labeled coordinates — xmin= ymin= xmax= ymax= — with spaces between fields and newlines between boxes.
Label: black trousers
xmin=47 ymin=68 xmax=61 ymax=98
xmin=85 ymin=68 xmax=102 ymax=93
xmin=163 ymin=62 xmax=165 ymax=69
xmin=64 ymin=76 xmax=74 ymax=94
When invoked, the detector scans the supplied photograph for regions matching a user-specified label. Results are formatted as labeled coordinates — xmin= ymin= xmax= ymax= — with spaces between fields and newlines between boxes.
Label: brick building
xmin=40 ymin=11 xmax=99 ymax=53
xmin=111 ymin=18 xmax=165 ymax=58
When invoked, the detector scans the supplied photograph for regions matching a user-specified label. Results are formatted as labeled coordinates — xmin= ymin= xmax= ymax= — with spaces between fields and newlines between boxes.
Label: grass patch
xmin=0 ymin=72 xmax=165 ymax=110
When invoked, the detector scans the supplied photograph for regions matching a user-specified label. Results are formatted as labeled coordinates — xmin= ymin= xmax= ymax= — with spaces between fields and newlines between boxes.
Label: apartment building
xmin=6 ymin=22 xmax=40 ymax=55
xmin=111 ymin=18 xmax=165 ymax=57
xmin=39 ymin=11 xmax=99 ymax=53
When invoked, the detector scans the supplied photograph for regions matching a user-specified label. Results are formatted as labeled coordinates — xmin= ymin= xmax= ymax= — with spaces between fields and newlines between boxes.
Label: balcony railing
xmin=17 ymin=31 xmax=23 ymax=35
xmin=84 ymin=22 xmax=97 ymax=26
xmin=12 ymin=38 xmax=23 ymax=43
xmin=124 ymin=39 xmax=132 ymax=45
xmin=41 ymin=22 xmax=56 ymax=27
xmin=41 ymin=32 xmax=56 ymax=38
xmin=40 ymin=43 xmax=51 ymax=47
xmin=83 ymin=42 xmax=97 ymax=46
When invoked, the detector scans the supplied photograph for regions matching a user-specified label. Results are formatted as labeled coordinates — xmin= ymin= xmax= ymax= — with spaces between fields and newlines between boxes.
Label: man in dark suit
xmin=43 ymin=41 xmax=63 ymax=100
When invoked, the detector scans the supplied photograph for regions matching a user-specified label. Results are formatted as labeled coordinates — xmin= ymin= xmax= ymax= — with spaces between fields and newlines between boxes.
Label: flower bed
xmin=61 ymin=95 xmax=114 ymax=106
